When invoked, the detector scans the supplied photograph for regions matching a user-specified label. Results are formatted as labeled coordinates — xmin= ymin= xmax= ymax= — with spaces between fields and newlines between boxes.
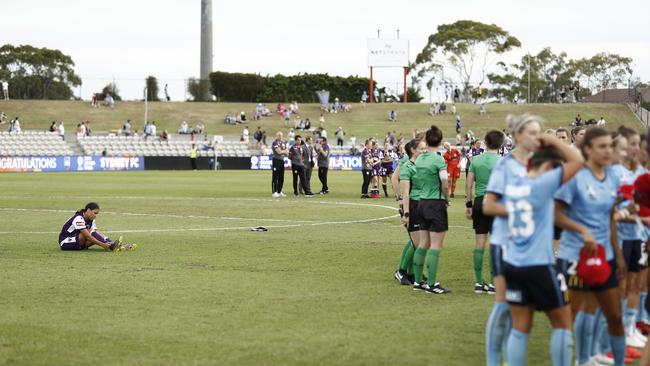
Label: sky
xmin=4 ymin=0 xmax=650 ymax=101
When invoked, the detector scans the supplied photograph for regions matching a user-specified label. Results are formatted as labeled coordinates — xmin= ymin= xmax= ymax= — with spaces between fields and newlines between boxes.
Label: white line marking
xmin=0 ymin=207 xmax=317 ymax=223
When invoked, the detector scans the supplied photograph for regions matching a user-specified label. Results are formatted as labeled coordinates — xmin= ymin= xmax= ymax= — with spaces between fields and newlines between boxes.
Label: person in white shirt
xmin=2 ymin=80 xmax=8 ymax=100
xmin=597 ymin=116 xmax=606 ymax=127
xmin=242 ymin=126 xmax=249 ymax=143
xmin=58 ymin=122 xmax=65 ymax=140
xmin=9 ymin=117 xmax=20 ymax=133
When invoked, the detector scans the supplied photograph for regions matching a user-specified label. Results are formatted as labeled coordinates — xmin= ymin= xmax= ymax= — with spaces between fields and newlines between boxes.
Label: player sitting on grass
xmin=58 ymin=202 xmax=136 ymax=251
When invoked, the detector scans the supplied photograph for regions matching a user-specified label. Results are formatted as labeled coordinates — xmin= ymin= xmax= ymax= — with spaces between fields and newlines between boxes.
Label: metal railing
xmin=629 ymin=103 xmax=650 ymax=127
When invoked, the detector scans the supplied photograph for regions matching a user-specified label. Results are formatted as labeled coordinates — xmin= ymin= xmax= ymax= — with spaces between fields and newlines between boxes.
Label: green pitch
xmin=0 ymin=170 xmax=633 ymax=365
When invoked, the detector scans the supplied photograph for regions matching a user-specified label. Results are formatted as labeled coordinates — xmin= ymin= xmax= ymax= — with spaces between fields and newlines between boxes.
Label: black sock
xmin=382 ymin=183 xmax=388 ymax=196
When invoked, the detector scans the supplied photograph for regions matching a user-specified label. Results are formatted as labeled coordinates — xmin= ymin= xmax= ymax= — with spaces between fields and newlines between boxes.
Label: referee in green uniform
xmin=413 ymin=125 xmax=451 ymax=294
xmin=394 ymin=138 xmax=427 ymax=285
xmin=465 ymin=130 xmax=504 ymax=294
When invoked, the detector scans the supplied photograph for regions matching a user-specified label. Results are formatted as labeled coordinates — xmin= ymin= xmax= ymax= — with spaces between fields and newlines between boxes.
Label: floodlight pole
xmin=403 ymin=67 xmax=408 ymax=103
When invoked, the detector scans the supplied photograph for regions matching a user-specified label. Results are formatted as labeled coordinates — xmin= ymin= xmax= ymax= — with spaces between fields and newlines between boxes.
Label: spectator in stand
xmin=451 ymin=103 xmax=456 ymax=115
xmin=160 ymin=130 xmax=169 ymax=143
xmin=335 ymin=127 xmax=345 ymax=147
xmin=104 ymin=94 xmax=115 ymax=109
xmin=239 ymin=111 xmax=247 ymax=123
xmin=294 ymin=116 xmax=304 ymax=130
xmin=149 ymin=122 xmax=157 ymax=139
xmin=143 ymin=121 xmax=152 ymax=140
xmin=49 ymin=121 xmax=57 ymax=132
xmin=2 ymin=79 xmax=8 ymax=100
xmin=320 ymin=127 xmax=328 ymax=140
xmin=361 ymin=91 xmax=368 ymax=107
xmin=373 ymin=87 xmax=380 ymax=103
xmin=242 ymin=126 xmax=249 ymax=143
xmin=85 ymin=121 xmax=92 ymax=137
xmin=196 ymin=122 xmax=205 ymax=135
xmin=0 ymin=111 xmax=6 ymax=124
xmin=261 ymin=129 xmax=267 ymax=146
xmin=284 ymin=109 xmax=292 ymax=126
xmin=122 ymin=119 xmax=132 ymax=136
xmin=76 ymin=122 xmax=86 ymax=137
xmin=9 ymin=117 xmax=20 ymax=133
xmin=58 ymin=122 xmax=65 ymax=140
xmin=91 ymin=93 xmax=98 ymax=108
xmin=304 ymin=118 xmax=311 ymax=131
xmin=164 ymin=84 xmax=170 ymax=102
xmin=575 ymin=114 xmax=582 ymax=126
xmin=388 ymin=110 xmax=397 ymax=122
xmin=455 ymin=115 xmax=462 ymax=134
xmin=254 ymin=126 xmax=264 ymax=148
xmin=597 ymin=116 xmax=606 ymax=127
xmin=178 ymin=121 xmax=190 ymax=134
xmin=319 ymin=113 xmax=325 ymax=127
xmin=287 ymin=128 xmax=296 ymax=146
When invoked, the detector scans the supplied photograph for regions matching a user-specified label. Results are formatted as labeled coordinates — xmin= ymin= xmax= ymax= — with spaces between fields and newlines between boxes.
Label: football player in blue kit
xmin=483 ymin=114 xmax=585 ymax=366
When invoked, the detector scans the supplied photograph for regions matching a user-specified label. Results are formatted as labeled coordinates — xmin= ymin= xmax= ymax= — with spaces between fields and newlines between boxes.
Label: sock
xmin=590 ymin=309 xmax=603 ymax=355
xmin=426 ymin=249 xmax=440 ymax=286
xmin=485 ymin=302 xmax=510 ymax=366
xmin=91 ymin=231 xmax=108 ymax=243
xmin=503 ymin=313 xmax=512 ymax=361
xmin=580 ymin=313 xmax=595 ymax=364
xmin=506 ymin=329 xmax=529 ymax=366
xmin=382 ymin=183 xmax=388 ymax=196
xmin=473 ymin=248 xmax=484 ymax=284
xmin=574 ymin=311 xmax=586 ymax=362
xmin=609 ymin=335 xmax=626 ymax=366
xmin=413 ymin=248 xmax=427 ymax=284
xmin=639 ymin=292 xmax=648 ymax=324
xmin=624 ymin=306 xmax=637 ymax=335
xmin=550 ymin=329 xmax=573 ymax=366
xmin=398 ymin=241 xmax=415 ymax=272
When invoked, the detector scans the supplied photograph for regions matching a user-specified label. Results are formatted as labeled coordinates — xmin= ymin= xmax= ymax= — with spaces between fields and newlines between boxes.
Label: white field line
xmin=0 ymin=197 xmax=405 ymax=235
xmin=0 ymin=207 xmax=317 ymax=223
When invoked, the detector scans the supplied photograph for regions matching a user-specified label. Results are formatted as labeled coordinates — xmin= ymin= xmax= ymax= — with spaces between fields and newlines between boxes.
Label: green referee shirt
xmin=399 ymin=157 xmax=420 ymax=200
xmin=414 ymin=151 xmax=447 ymax=200
xmin=469 ymin=151 xmax=501 ymax=197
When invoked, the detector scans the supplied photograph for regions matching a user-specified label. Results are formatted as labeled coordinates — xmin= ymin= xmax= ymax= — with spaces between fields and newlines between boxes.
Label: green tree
xmin=0 ymin=44 xmax=81 ymax=99
xmin=488 ymin=48 xmax=577 ymax=102
xmin=145 ymin=76 xmax=160 ymax=101
xmin=97 ymin=82 xmax=122 ymax=101
xmin=414 ymin=20 xmax=520 ymax=100
xmin=572 ymin=52 xmax=633 ymax=93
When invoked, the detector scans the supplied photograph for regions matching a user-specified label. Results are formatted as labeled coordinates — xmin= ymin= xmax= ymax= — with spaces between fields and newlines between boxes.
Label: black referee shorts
xmin=472 ymin=196 xmax=493 ymax=235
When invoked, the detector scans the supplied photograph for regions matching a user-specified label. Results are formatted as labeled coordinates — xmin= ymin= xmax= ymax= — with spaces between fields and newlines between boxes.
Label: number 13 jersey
xmin=503 ymin=167 xmax=563 ymax=267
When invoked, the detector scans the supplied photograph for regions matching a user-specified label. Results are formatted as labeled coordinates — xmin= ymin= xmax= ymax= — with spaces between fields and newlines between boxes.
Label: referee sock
xmin=426 ymin=249 xmax=440 ymax=287
xmin=473 ymin=248 xmax=484 ymax=284
xmin=506 ymin=329 xmax=528 ymax=366
xmin=413 ymin=248 xmax=427 ymax=284
xmin=550 ymin=329 xmax=573 ymax=366
xmin=398 ymin=240 xmax=415 ymax=272
xmin=486 ymin=301 xmax=509 ymax=366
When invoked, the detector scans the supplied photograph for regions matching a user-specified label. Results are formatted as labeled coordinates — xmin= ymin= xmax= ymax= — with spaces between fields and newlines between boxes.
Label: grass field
xmin=0 ymin=100 xmax=643 ymax=141
xmin=1 ymin=169 xmax=628 ymax=366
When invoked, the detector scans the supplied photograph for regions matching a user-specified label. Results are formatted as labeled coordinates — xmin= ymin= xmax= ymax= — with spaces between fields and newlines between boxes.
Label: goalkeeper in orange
xmin=443 ymin=142 xmax=461 ymax=198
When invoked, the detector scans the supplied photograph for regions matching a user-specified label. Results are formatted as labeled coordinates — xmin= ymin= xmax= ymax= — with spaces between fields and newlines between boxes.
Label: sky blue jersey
xmin=555 ymin=166 xmax=619 ymax=261
xmin=612 ymin=163 xmax=646 ymax=241
xmin=503 ymin=167 xmax=563 ymax=267
xmin=486 ymin=155 xmax=527 ymax=245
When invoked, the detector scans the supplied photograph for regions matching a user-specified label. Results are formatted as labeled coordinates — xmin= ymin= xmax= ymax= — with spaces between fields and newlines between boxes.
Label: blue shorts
xmin=59 ymin=234 xmax=86 ymax=251
xmin=557 ymin=258 xmax=618 ymax=292
xmin=380 ymin=164 xmax=394 ymax=176
xmin=490 ymin=244 xmax=504 ymax=277
xmin=503 ymin=263 xmax=568 ymax=311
